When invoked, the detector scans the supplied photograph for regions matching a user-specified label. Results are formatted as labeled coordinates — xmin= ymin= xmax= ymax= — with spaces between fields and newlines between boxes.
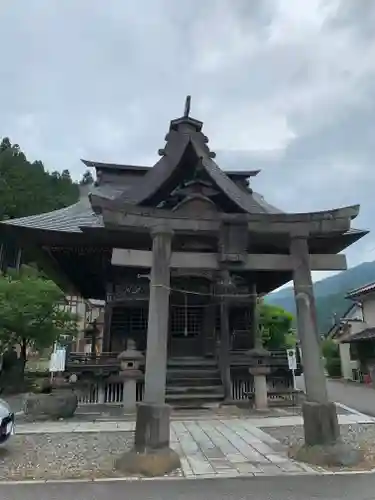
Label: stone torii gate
xmin=90 ymin=196 xmax=361 ymax=472
xmin=1 ymin=96 xmax=366 ymax=472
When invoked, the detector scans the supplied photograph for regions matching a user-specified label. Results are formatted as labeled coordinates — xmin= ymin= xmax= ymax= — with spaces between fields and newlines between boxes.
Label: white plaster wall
xmin=362 ymin=294 xmax=375 ymax=325
xmin=339 ymin=343 xmax=359 ymax=380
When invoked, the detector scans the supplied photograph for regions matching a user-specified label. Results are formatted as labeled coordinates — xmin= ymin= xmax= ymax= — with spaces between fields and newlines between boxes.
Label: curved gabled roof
xmin=0 ymin=106 xmax=367 ymax=247
xmin=103 ymin=117 xmax=283 ymax=214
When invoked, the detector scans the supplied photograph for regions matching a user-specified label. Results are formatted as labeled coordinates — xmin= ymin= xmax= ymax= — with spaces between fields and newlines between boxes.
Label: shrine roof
xmin=81 ymin=159 xmax=261 ymax=179
xmin=1 ymin=196 xmax=103 ymax=233
xmin=83 ymin=98 xmax=274 ymax=214
xmin=0 ymin=98 xmax=367 ymax=250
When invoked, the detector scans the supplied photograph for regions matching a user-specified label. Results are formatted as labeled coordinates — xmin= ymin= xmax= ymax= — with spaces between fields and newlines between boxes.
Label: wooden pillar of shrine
xmin=143 ymin=225 xmax=173 ymax=404
xmin=101 ymin=304 xmax=112 ymax=353
xmin=249 ymin=282 xmax=258 ymax=349
xmin=202 ymin=283 xmax=217 ymax=356
xmin=218 ymin=270 xmax=232 ymax=401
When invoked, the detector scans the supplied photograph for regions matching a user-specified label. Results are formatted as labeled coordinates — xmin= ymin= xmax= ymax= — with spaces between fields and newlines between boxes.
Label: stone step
xmin=167 ymin=357 xmax=217 ymax=367
xmin=166 ymin=392 xmax=224 ymax=402
xmin=167 ymin=368 xmax=220 ymax=378
xmin=166 ymin=377 xmax=222 ymax=387
xmin=165 ymin=357 xmax=223 ymax=407
xmin=166 ymin=385 xmax=224 ymax=395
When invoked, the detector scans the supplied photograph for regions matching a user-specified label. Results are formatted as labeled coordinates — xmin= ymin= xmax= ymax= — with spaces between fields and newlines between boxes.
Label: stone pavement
xmin=14 ymin=417 xmax=315 ymax=478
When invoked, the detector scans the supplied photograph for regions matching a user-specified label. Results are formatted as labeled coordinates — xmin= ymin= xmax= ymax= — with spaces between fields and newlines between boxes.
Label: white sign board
xmin=49 ymin=348 xmax=66 ymax=373
xmin=287 ymin=348 xmax=297 ymax=371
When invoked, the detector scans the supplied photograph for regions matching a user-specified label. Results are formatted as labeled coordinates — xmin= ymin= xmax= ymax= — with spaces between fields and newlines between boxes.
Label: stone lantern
xmin=246 ymin=346 xmax=271 ymax=410
xmin=117 ymin=339 xmax=144 ymax=412
xmin=246 ymin=291 xmax=272 ymax=411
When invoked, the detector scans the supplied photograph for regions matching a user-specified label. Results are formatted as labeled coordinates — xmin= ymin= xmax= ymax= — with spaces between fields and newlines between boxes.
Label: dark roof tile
xmin=346 ymin=281 xmax=375 ymax=299
xmin=342 ymin=327 xmax=375 ymax=342
xmin=1 ymin=197 xmax=103 ymax=233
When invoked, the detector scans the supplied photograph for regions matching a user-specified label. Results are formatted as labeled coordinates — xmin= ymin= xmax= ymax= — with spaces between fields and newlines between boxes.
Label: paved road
xmin=2 ymin=475 xmax=375 ymax=500
xmin=326 ymin=379 xmax=375 ymax=417
xmin=298 ymin=376 xmax=375 ymax=417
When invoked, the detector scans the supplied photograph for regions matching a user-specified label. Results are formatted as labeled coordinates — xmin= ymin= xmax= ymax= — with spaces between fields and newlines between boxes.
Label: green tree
xmin=258 ymin=302 xmax=294 ymax=349
xmin=0 ymin=137 xmax=79 ymax=222
xmin=79 ymin=169 xmax=94 ymax=185
xmin=0 ymin=266 xmax=78 ymax=372
xmin=321 ymin=338 xmax=342 ymax=377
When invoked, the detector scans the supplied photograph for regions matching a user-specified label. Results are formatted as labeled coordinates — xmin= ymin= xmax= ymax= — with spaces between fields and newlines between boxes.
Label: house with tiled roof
xmin=330 ymin=281 xmax=375 ymax=382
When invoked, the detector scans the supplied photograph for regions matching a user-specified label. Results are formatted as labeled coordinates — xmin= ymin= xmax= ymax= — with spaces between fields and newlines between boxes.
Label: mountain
xmin=266 ymin=261 xmax=375 ymax=334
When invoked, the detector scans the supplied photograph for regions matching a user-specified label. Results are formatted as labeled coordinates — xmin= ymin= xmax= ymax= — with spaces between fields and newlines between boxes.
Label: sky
xmin=1 ymin=0 xmax=375 ymax=282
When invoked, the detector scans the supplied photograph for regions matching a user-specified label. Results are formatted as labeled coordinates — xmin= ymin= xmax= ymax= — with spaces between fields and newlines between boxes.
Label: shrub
xmin=326 ymin=356 xmax=342 ymax=377
xmin=321 ymin=338 xmax=339 ymax=359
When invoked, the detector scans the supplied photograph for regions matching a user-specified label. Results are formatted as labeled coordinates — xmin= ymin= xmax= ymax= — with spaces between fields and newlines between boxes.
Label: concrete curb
xmin=1 ymin=467 xmax=375 ymax=485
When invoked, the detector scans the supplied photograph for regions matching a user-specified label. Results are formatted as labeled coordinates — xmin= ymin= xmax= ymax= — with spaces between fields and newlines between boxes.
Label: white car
xmin=0 ymin=398 xmax=14 ymax=444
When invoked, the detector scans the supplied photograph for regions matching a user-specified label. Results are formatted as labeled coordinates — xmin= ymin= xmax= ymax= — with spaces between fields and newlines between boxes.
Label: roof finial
xmin=183 ymin=95 xmax=191 ymax=118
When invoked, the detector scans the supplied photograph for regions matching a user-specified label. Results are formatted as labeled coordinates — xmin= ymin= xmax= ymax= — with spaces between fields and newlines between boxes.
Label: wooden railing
xmin=77 ymin=380 xmax=145 ymax=405
xmin=230 ymin=349 xmax=302 ymax=373
xmin=68 ymin=352 xmax=122 ymax=366
xmin=230 ymin=374 xmax=298 ymax=404
xmin=228 ymin=348 xmax=302 ymax=404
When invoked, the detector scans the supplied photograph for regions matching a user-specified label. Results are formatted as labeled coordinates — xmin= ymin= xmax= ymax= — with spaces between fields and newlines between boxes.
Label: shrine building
xmin=0 ymin=98 xmax=367 ymax=406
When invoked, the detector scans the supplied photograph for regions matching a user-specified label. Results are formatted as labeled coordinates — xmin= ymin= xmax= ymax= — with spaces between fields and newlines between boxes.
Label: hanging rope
xmin=151 ymin=283 xmax=259 ymax=299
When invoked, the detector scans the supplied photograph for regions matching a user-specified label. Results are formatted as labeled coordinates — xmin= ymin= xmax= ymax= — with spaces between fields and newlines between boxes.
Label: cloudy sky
xmin=1 ymin=0 xmax=375 ymax=278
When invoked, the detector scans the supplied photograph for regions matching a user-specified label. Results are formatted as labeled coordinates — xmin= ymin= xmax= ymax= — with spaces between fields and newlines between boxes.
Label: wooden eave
xmin=82 ymin=159 xmax=260 ymax=180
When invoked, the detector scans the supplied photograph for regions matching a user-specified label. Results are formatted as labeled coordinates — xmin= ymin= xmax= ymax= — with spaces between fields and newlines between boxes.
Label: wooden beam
xmin=111 ymin=249 xmax=347 ymax=272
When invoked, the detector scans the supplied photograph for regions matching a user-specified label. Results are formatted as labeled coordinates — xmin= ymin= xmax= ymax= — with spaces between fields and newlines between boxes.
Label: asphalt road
xmin=297 ymin=376 xmax=375 ymax=417
xmin=2 ymin=474 xmax=375 ymax=500
xmin=326 ymin=379 xmax=375 ymax=417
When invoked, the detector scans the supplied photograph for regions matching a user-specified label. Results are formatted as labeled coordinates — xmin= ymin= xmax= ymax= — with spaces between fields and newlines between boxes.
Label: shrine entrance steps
xmin=166 ymin=357 xmax=225 ymax=408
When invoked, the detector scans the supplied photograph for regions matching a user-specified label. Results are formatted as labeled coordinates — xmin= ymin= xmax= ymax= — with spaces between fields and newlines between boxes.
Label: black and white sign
xmin=287 ymin=348 xmax=297 ymax=370
xmin=287 ymin=348 xmax=297 ymax=389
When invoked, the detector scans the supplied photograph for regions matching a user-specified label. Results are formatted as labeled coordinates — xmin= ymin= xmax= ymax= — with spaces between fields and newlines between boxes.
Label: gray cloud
xmin=1 ymin=0 xmax=375 ymax=273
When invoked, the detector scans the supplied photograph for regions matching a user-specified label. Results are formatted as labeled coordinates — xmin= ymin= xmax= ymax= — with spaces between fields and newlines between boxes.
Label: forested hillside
xmin=0 ymin=137 xmax=80 ymax=221
xmin=266 ymin=261 xmax=375 ymax=334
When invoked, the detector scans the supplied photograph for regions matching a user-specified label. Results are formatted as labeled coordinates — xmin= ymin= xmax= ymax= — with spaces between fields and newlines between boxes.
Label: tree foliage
xmin=79 ymin=169 xmax=94 ymax=186
xmin=0 ymin=137 xmax=79 ymax=221
xmin=321 ymin=338 xmax=339 ymax=359
xmin=258 ymin=302 xmax=295 ymax=349
xmin=321 ymin=338 xmax=342 ymax=377
xmin=267 ymin=261 xmax=375 ymax=336
xmin=0 ymin=266 xmax=78 ymax=368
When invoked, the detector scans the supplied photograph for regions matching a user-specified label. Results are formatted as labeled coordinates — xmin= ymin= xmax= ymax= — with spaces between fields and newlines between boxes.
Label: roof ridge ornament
xmin=169 ymin=96 xmax=203 ymax=132
xmin=183 ymin=95 xmax=191 ymax=118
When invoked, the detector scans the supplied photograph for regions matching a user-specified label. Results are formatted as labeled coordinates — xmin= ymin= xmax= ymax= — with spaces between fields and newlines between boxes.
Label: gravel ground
xmin=262 ymin=423 xmax=375 ymax=448
xmin=0 ymin=432 xmax=151 ymax=481
xmin=262 ymin=423 xmax=375 ymax=470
